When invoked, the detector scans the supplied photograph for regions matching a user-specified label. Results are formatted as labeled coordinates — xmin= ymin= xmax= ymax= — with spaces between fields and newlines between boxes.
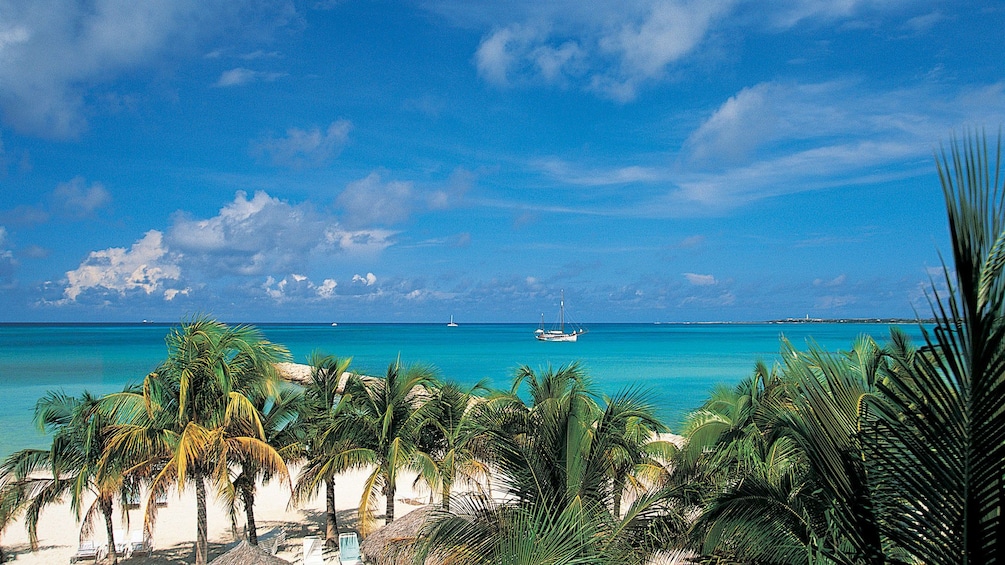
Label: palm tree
xmin=229 ymin=382 xmax=302 ymax=545
xmin=412 ymin=380 xmax=492 ymax=511
xmin=291 ymin=352 xmax=353 ymax=547
xmin=419 ymin=363 xmax=674 ymax=565
xmin=104 ymin=317 xmax=291 ymax=565
xmin=864 ymin=132 xmax=1005 ymax=564
xmin=0 ymin=390 xmax=131 ymax=564
xmin=338 ymin=358 xmax=437 ymax=534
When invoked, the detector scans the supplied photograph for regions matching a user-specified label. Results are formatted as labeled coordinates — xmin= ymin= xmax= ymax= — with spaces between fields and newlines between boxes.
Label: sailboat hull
xmin=536 ymin=331 xmax=581 ymax=342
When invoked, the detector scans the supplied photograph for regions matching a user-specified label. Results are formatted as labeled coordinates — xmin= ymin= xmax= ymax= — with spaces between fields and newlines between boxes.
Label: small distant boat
xmin=447 ymin=315 xmax=458 ymax=327
xmin=331 ymin=322 xmax=338 ymax=327
xmin=536 ymin=291 xmax=586 ymax=342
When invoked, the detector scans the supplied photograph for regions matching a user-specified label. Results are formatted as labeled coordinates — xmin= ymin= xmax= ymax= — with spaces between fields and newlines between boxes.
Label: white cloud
xmin=433 ymin=0 xmax=931 ymax=101
xmin=337 ymin=172 xmax=415 ymax=228
xmin=317 ymin=278 xmax=337 ymax=298
xmin=263 ymin=273 xmax=341 ymax=302
xmin=0 ymin=1 xmax=289 ymax=138
xmin=214 ymin=67 xmax=285 ymax=87
xmin=325 ymin=227 xmax=396 ymax=255
xmin=168 ymin=190 xmax=333 ymax=276
xmin=670 ymin=80 xmax=1005 ymax=211
xmin=50 ymin=177 xmax=111 ymax=218
xmin=62 ymin=230 xmax=182 ymax=301
xmin=352 ymin=272 xmax=377 ymax=286
xmin=0 ymin=226 xmax=16 ymax=277
xmin=684 ymin=272 xmax=717 ymax=286
xmin=251 ymin=121 xmax=352 ymax=168
xmin=163 ymin=287 xmax=190 ymax=301
xmin=475 ymin=24 xmax=584 ymax=87
xmin=536 ymin=158 xmax=662 ymax=186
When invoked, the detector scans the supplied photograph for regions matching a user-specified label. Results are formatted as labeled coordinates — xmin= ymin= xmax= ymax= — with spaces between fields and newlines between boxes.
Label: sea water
xmin=0 ymin=322 xmax=928 ymax=459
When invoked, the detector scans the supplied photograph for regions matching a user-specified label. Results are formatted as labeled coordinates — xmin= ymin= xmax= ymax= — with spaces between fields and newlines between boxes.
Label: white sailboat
xmin=447 ymin=315 xmax=458 ymax=327
xmin=535 ymin=291 xmax=586 ymax=342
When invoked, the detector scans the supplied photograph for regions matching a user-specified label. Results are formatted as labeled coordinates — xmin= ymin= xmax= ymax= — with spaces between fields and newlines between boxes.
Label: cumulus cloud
xmin=251 ymin=120 xmax=352 ymax=168
xmin=263 ymin=273 xmax=338 ymax=302
xmin=684 ymin=272 xmax=717 ymax=286
xmin=337 ymin=172 xmax=415 ymax=228
xmin=62 ymin=230 xmax=183 ymax=301
xmin=51 ymin=189 xmax=403 ymax=309
xmin=352 ymin=272 xmax=377 ymax=286
xmin=0 ymin=1 xmax=289 ymax=138
xmin=214 ymin=67 xmax=285 ymax=87
xmin=50 ymin=177 xmax=111 ymax=219
xmin=167 ymin=190 xmax=333 ymax=276
xmin=324 ymin=226 xmax=397 ymax=255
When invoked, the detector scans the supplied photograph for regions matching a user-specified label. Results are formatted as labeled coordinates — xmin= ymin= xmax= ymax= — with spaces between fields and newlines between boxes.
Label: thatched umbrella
xmin=209 ymin=541 xmax=291 ymax=565
xmin=359 ymin=506 xmax=440 ymax=565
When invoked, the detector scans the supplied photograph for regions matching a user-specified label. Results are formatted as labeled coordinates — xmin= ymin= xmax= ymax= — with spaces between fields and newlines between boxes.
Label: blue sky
xmin=0 ymin=0 xmax=1002 ymax=323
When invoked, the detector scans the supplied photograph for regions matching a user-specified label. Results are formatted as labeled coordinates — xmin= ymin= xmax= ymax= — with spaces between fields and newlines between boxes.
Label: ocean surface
xmin=0 ymin=322 xmax=928 ymax=459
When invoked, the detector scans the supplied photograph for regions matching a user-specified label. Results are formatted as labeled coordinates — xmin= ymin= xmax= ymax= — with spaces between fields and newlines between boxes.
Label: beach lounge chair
xmin=70 ymin=540 xmax=101 ymax=562
xmin=258 ymin=527 xmax=286 ymax=555
xmin=338 ymin=532 xmax=361 ymax=565
xmin=128 ymin=530 xmax=153 ymax=557
xmin=112 ymin=529 xmax=129 ymax=557
xmin=302 ymin=536 xmax=325 ymax=565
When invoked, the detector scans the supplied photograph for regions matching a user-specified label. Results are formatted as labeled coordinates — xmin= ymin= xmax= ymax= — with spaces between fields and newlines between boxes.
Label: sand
xmin=0 ymin=466 xmax=431 ymax=564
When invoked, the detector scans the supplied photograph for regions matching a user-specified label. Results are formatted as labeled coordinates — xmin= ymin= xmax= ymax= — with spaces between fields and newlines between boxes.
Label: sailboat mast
xmin=560 ymin=290 xmax=565 ymax=332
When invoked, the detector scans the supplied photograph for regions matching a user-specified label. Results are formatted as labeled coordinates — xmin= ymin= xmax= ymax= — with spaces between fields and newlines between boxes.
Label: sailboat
xmin=535 ymin=291 xmax=586 ymax=342
xmin=447 ymin=315 xmax=458 ymax=327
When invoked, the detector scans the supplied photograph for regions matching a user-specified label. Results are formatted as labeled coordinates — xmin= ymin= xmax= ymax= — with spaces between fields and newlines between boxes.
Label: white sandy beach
xmin=1 ymin=466 xmax=431 ymax=564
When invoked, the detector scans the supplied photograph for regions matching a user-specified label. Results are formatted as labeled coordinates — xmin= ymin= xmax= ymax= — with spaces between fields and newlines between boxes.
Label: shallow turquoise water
xmin=0 ymin=322 xmax=927 ymax=459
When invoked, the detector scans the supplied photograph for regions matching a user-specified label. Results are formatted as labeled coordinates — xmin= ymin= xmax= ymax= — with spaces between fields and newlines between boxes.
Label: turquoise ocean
xmin=0 ymin=322 xmax=928 ymax=459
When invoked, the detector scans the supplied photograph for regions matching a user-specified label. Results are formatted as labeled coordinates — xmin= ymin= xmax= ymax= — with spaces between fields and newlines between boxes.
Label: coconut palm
xmin=338 ymin=358 xmax=437 ymax=534
xmin=290 ymin=352 xmax=354 ymax=547
xmin=0 ymin=390 xmax=132 ymax=564
xmin=104 ymin=317 xmax=291 ymax=565
xmin=228 ymin=382 xmax=302 ymax=545
xmin=419 ymin=363 xmax=676 ymax=564
xmin=864 ymin=132 xmax=1005 ymax=564
xmin=412 ymin=380 xmax=492 ymax=511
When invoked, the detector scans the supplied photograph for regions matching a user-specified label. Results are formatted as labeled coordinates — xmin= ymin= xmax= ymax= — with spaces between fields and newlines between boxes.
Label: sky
xmin=0 ymin=0 xmax=1003 ymax=323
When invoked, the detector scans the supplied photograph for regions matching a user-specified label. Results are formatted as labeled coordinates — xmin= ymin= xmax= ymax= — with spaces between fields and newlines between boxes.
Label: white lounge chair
xmin=112 ymin=529 xmax=129 ymax=557
xmin=338 ymin=532 xmax=361 ymax=565
xmin=70 ymin=540 xmax=101 ymax=562
xmin=128 ymin=530 xmax=153 ymax=557
xmin=258 ymin=527 xmax=286 ymax=555
xmin=303 ymin=535 xmax=325 ymax=565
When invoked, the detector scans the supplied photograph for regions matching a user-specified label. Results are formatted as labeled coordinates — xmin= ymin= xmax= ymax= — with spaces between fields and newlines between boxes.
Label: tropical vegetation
xmin=0 ymin=132 xmax=1003 ymax=564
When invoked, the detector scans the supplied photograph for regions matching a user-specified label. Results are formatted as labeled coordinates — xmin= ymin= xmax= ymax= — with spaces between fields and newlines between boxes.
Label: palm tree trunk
xmin=100 ymin=496 xmax=118 ymax=565
xmin=195 ymin=473 xmax=208 ymax=565
xmin=612 ymin=473 xmax=626 ymax=519
xmin=325 ymin=476 xmax=340 ymax=548
xmin=242 ymin=484 xmax=258 ymax=545
xmin=442 ymin=477 xmax=452 ymax=512
xmin=385 ymin=475 xmax=396 ymax=525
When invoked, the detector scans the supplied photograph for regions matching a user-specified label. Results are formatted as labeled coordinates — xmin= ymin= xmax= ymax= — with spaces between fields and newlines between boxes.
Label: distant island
xmin=764 ymin=317 xmax=934 ymax=324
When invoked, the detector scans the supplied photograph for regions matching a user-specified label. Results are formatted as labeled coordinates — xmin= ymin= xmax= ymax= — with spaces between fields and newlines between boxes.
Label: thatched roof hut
xmin=209 ymin=541 xmax=291 ymax=565
xmin=359 ymin=506 xmax=439 ymax=565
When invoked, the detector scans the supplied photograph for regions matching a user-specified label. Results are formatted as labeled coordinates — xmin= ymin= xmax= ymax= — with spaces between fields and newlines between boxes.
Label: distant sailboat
xmin=447 ymin=315 xmax=458 ymax=327
xmin=535 ymin=290 xmax=586 ymax=342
